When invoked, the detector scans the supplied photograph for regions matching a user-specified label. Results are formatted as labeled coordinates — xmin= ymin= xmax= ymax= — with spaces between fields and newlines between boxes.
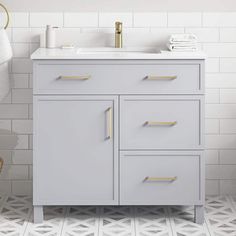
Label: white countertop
xmin=31 ymin=48 xmax=207 ymax=60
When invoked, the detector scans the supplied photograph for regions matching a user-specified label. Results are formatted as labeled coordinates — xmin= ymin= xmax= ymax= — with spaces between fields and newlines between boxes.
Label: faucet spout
xmin=115 ymin=21 xmax=122 ymax=48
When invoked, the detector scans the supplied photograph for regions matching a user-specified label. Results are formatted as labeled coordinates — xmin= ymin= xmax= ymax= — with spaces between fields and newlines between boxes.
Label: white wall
xmin=1 ymin=11 xmax=236 ymax=196
xmin=2 ymin=0 xmax=236 ymax=11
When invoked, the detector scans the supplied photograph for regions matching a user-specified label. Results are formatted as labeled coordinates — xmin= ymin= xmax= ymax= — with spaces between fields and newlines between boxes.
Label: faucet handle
xmin=115 ymin=22 xmax=122 ymax=33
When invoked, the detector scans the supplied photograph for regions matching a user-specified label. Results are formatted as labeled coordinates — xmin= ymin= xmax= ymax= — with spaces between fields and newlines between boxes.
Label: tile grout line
xmin=203 ymin=207 xmax=214 ymax=236
xmin=204 ymin=215 xmax=214 ymax=236
xmin=59 ymin=206 xmax=68 ymax=236
xmin=97 ymin=206 xmax=101 ymax=236
xmin=203 ymin=202 xmax=214 ymax=236
xmin=22 ymin=200 xmax=33 ymax=236
xmin=133 ymin=207 xmax=138 ymax=236
xmin=132 ymin=206 xmax=136 ymax=236
xmin=166 ymin=206 xmax=175 ymax=236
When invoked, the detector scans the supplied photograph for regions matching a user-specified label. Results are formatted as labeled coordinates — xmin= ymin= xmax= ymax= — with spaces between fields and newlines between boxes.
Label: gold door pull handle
xmin=105 ymin=107 xmax=113 ymax=140
xmin=0 ymin=158 xmax=3 ymax=173
xmin=58 ymin=76 xmax=91 ymax=80
xmin=144 ymin=121 xmax=177 ymax=126
xmin=144 ymin=176 xmax=177 ymax=182
xmin=145 ymin=75 xmax=177 ymax=80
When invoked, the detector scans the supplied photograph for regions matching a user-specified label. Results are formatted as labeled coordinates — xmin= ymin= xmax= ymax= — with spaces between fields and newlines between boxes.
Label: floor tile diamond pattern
xmin=168 ymin=206 xmax=210 ymax=236
xmin=0 ymin=196 xmax=236 ymax=235
xmin=205 ymin=196 xmax=236 ymax=236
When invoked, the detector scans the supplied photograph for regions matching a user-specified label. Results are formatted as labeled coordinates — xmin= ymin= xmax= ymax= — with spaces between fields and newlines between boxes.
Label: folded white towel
xmin=169 ymin=42 xmax=197 ymax=47
xmin=167 ymin=34 xmax=198 ymax=52
xmin=167 ymin=43 xmax=197 ymax=52
xmin=0 ymin=29 xmax=12 ymax=101
xmin=169 ymin=34 xmax=197 ymax=43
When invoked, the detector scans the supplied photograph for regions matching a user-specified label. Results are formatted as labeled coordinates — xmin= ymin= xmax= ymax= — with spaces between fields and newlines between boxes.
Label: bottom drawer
xmin=120 ymin=152 xmax=203 ymax=205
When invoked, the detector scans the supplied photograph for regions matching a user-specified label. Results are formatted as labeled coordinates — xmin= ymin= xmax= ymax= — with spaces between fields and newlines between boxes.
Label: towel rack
xmin=0 ymin=3 xmax=9 ymax=29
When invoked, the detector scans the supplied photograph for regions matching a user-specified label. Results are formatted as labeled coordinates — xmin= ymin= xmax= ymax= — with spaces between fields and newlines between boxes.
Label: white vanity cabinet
xmin=32 ymin=50 xmax=205 ymax=224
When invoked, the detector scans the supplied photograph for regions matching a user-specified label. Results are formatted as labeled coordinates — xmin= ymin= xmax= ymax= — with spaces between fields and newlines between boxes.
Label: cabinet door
xmin=33 ymin=96 xmax=118 ymax=205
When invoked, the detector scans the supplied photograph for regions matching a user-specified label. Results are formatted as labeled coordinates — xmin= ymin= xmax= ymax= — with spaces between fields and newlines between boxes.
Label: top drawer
xmin=33 ymin=60 xmax=204 ymax=95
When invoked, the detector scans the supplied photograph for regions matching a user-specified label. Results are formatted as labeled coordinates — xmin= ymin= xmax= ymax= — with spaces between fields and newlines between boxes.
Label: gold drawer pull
xmin=145 ymin=121 xmax=177 ymax=126
xmin=144 ymin=176 xmax=177 ymax=182
xmin=145 ymin=75 xmax=177 ymax=80
xmin=105 ymin=107 xmax=113 ymax=139
xmin=59 ymin=76 xmax=91 ymax=80
xmin=0 ymin=158 xmax=3 ymax=173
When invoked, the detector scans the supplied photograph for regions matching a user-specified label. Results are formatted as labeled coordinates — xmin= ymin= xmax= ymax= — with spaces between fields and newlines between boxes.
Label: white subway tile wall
xmin=64 ymin=13 xmax=98 ymax=27
xmin=1 ymin=11 xmax=236 ymax=195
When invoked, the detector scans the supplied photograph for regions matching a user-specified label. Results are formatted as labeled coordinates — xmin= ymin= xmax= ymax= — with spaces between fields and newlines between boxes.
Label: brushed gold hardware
xmin=0 ymin=158 xmax=3 ymax=173
xmin=115 ymin=21 xmax=123 ymax=48
xmin=144 ymin=176 xmax=177 ymax=182
xmin=145 ymin=76 xmax=177 ymax=80
xmin=58 ymin=75 xmax=91 ymax=80
xmin=144 ymin=121 xmax=177 ymax=126
xmin=106 ymin=107 xmax=113 ymax=139
xmin=0 ymin=3 xmax=10 ymax=29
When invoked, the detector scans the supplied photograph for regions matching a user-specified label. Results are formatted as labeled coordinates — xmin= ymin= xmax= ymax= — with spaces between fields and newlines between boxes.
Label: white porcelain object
xmin=46 ymin=25 xmax=56 ymax=48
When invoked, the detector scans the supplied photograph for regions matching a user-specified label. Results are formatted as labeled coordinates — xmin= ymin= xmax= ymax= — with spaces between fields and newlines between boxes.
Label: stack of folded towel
xmin=167 ymin=34 xmax=198 ymax=52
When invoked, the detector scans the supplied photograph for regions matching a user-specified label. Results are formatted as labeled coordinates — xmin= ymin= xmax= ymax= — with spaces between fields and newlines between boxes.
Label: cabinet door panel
xmin=33 ymin=96 xmax=118 ymax=205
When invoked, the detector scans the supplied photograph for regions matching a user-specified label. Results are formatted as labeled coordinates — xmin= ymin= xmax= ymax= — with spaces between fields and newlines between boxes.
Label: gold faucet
xmin=115 ymin=22 xmax=123 ymax=48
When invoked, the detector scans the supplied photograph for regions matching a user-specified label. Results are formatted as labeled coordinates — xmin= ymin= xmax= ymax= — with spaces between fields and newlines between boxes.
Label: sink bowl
xmin=77 ymin=47 xmax=160 ymax=54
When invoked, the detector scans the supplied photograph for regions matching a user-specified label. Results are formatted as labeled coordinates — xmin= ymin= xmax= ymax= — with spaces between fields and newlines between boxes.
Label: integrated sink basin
xmin=30 ymin=48 xmax=206 ymax=60
xmin=77 ymin=47 xmax=160 ymax=54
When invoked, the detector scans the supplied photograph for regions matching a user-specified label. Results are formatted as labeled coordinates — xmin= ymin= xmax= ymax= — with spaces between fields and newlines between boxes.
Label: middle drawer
xmin=120 ymin=96 xmax=204 ymax=150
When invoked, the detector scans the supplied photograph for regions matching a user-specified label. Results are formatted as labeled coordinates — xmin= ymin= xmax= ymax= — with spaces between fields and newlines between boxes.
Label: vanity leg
xmin=34 ymin=206 xmax=44 ymax=223
xmin=194 ymin=205 xmax=204 ymax=224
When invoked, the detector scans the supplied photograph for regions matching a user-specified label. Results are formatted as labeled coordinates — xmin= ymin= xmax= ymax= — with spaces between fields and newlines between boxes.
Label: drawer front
xmin=34 ymin=61 xmax=202 ymax=94
xmin=120 ymin=96 xmax=204 ymax=150
xmin=120 ymin=152 xmax=203 ymax=205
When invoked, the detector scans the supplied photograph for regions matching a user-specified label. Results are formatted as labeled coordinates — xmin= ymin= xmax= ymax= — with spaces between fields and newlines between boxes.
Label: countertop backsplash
xmin=0 ymin=11 xmax=235 ymax=195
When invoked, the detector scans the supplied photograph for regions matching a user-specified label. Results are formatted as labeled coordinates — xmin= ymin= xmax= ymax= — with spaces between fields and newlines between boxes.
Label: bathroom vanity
xmin=31 ymin=48 xmax=206 ymax=224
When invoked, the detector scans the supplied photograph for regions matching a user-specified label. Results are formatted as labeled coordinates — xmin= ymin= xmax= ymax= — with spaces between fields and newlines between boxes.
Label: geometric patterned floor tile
xmin=135 ymin=206 xmax=172 ymax=236
xmin=205 ymin=196 xmax=234 ymax=219
xmin=168 ymin=206 xmax=210 ymax=236
xmin=24 ymin=206 xmax=66 ymax=236
xmin=0 ymin=195 xmax=32 ymax=236
xmin=99 ymin=206 xmax=135 ymax=236
xmin=205 ymin=196 xmax=236 ymax=236
xmin=62 ymin=206 xmax=99 ymax=236
xmin=1 ymin=195 xmax=236 ymax=236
